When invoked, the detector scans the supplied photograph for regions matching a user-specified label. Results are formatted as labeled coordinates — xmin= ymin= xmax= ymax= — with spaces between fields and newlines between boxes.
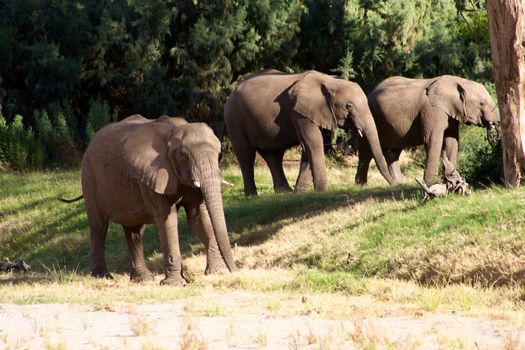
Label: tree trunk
xmin=487 ymin=0 xmax=525 ymax=186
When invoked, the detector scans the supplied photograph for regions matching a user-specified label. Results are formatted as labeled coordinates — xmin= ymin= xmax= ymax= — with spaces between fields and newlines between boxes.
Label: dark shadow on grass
xmin=1 ymin=204 xmax=90 ymax=273
xmin=223 ymin=184 xmax=420 ymax=249
xmin=0 ymin=196 xmax=60 ymax=221
xmin=2 ymin=175 xmax=423 ymax=279
xmin=418 ymin=266 xmax=525 ymax=287
xmin=0 ymin=273 xmax=56 ymax=285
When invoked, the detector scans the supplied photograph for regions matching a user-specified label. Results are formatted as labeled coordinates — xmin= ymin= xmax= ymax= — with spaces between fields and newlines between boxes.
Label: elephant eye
xmin=346 ymin=102 xmax=354 ymax=110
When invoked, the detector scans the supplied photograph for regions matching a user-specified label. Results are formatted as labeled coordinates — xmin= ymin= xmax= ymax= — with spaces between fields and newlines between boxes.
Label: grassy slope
xmin=0 ymin=156 xmax=524 ymax=311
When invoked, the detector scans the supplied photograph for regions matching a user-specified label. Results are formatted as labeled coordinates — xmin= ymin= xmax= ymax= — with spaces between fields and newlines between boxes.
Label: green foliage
xmin=0 ymin=0 xmax=496 ymax=171
xmin=34 ymin=109 xmax=80 ymax=168
xmin=168 ymin=0 xmax=303 ymax=123
xmin=0 ymin=114 xmax=36 ymax=170
xmin=85 ymin=98 xmax=116 ymax=143
xmin=340 ymin=0 xmax=491 ymax=90
xmin=458 ymin=126 xmax=503 ymax=186
xmin=297 ymin=0 xmax=349 ymax=73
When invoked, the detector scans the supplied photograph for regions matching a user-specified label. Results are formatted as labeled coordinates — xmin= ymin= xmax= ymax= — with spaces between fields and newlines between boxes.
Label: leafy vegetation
xmin=0 ymin=0 xmax=493 ymax=171
xmin=458 ymin=126 xmax=503 ymax=186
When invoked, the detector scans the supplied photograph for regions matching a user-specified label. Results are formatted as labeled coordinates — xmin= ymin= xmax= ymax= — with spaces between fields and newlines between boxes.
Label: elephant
xmin=65 ymin=114 xmax=237 ymax=285
xmin=224 ymin=69 xmax=395 ymax=196
xmin=356 ymin=75 xmax=500 ymax=186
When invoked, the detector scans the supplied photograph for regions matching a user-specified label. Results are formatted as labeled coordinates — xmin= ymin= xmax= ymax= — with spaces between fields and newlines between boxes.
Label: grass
xmin=0 ymin=153 xmax=524 ymax=318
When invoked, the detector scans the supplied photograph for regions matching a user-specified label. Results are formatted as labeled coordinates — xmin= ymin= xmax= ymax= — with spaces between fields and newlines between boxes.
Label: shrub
xmin=458 ymin=126 xmax=502 ymax=186
xmin=34 ymin=109 xmax=80 ymax=168
xmin=0 ymin=114 xmax=38 ymax=170
xmin=85 ymin=97 xmax=116 ymax=144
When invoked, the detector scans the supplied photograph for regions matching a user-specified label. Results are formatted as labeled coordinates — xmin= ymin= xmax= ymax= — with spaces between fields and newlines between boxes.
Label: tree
xmin=487 ymin=0 xmax=525 ymax=186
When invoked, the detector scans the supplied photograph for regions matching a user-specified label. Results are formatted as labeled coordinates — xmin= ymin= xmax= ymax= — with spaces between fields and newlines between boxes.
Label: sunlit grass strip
xmin=1 ymin=162 xmax=524 ymax=310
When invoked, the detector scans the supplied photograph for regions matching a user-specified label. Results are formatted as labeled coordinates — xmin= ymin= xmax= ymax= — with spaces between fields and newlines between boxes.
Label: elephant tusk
xmin=193 ymin=180 xmax=201 ymax=188
xmin=221 ymin=179 xmax=235 ymax=187
xmin=357 ymin=129 xmax=363 ymax=138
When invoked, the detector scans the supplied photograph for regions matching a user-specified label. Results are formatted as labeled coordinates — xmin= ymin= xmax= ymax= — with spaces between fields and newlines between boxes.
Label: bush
xmin=33 ymin=109 xmax=80 ymax=168
xmin=458 ymin=126 xmax=502 ymax=186
xmin=0 ymin=114 xmax=38 ymax=170
xmin=85 ymin=98 xmax=117 ymax=144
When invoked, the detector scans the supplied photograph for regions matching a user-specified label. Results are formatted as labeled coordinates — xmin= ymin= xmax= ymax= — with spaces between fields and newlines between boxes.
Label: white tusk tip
xmin=358 ymin=129 xmax=363 ymax=138
xmin=221 ymin=179 xmax=235 ymax=187
xmin=193 ymin=181 xmax=201 ymax=188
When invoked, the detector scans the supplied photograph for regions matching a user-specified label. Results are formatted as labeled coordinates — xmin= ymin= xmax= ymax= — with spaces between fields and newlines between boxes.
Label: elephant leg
xmin=386 ymin=148 xmax=404 ymax=183
xmin=231 ymin=137 xmax=257 ymax=196
xmin=295 ymin=150 xmax=312 ymax=192
xmin=355 ymin=139 xmax=372 ymax=185
xmin=184 ymin=199 xmax=226 ymax=275
xmin=443 ymin=128 xmax=459 ymax=167
xmin=86 ymin=205 xmax=111 ymax=279
xmin=142 ymin=188 xmax=186 ymax=286
xmin=294 ymin=118 xmax=327 ymax=191
xmin=424 ymin=132 xmax=445 ymax=185
xmin=123 ymin=224 xmax=154 ymax=282
xmin=260 ymin=149 xmax=292 ymax=193
xmin=155 ymin=213 xmax=186 ymax=286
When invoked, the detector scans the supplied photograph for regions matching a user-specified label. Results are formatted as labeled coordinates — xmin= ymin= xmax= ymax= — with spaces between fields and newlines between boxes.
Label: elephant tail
xmin=58 ymin=194 xmax=84 ymax=203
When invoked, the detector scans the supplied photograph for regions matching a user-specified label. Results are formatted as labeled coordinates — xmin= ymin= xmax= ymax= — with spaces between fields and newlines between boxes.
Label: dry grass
xmin=180 ymin=317 xmax=208 ymax=350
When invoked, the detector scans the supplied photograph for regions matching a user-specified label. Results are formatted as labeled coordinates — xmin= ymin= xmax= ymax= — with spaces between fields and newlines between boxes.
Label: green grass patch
xmin=0 ymin=162 xmax=524 ymax=309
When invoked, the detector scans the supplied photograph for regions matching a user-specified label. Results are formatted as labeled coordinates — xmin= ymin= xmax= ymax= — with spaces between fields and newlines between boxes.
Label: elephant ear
xmin=426 ymin=76 xmax=467 ymax=122
xmin=288 ymin=71 xmax=338 ymax=130
xmin=121 ymin=122 xmax=179 ymax=195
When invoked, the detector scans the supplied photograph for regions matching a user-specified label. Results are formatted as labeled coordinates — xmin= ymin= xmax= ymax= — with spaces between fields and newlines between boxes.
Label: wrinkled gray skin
xmin=225 ymin=69 xmax=395 ymax=196
xmin=81 ymin=115 xmax=237 ymax=285
xmin=356 ymin=75 xmax=500 ymax=186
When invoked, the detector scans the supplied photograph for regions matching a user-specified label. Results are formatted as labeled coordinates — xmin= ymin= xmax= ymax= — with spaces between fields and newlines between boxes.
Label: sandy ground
xmin=1 ymin=300 xmax=524 ymax=349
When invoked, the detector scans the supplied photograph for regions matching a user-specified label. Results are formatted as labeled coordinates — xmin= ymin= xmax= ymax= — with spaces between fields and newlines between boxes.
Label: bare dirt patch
xmin=0 ymin=292 xmax=524 ymax=349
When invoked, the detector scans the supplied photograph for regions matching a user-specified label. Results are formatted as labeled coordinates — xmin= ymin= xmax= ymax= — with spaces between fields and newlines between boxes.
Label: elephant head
xmin=426 ymin=75 xmax=500 ymax=145
xmin=289 ymin=71 xmax=395 ymax=185
xmin=123 ymin=119 xmax=237 ymax=272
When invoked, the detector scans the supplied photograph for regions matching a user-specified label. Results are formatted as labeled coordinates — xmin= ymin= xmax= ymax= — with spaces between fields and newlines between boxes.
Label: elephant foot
xmin=204 ymin=259 xmax=226 ymax=275
xmin=391 ymin=178 xmax=403 ymax=186
xmin=130 ymin=268 xmax=155 ymax=283
xmin=294 ymin=185 xmax=309 ymax=192
xmin=160 ymin=275 xmax=187 ymax=286
xmin=424 ymin=176 xmax=441 ymax=186
xmin=355 ymin=175 xmax=368 ymax=186
xmin=243 ymin=186 xmax=258 ymax=197
xmin=274 ymin=185 xmax=292 ymax=193
xmin=389 ymin=172 xmax=404 ymax=185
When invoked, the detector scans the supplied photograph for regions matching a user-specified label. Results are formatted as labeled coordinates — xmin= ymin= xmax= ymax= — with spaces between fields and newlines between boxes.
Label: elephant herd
xmin=66 ymin=69 xmax=500 ymax=285
xmin=226 ymin=70 xmax=499 ymax=194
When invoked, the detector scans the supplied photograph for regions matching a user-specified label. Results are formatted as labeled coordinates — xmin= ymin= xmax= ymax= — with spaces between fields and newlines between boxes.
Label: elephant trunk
xmin=484 ymin=105 xmax=500 ymax=146
xmin=360 ymin=115 xmax=396 ymax=185
xmin=486 ymin=123 xmax=498 ymax=146
xmin=199 ymin=165 xmax=238 ymax=273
